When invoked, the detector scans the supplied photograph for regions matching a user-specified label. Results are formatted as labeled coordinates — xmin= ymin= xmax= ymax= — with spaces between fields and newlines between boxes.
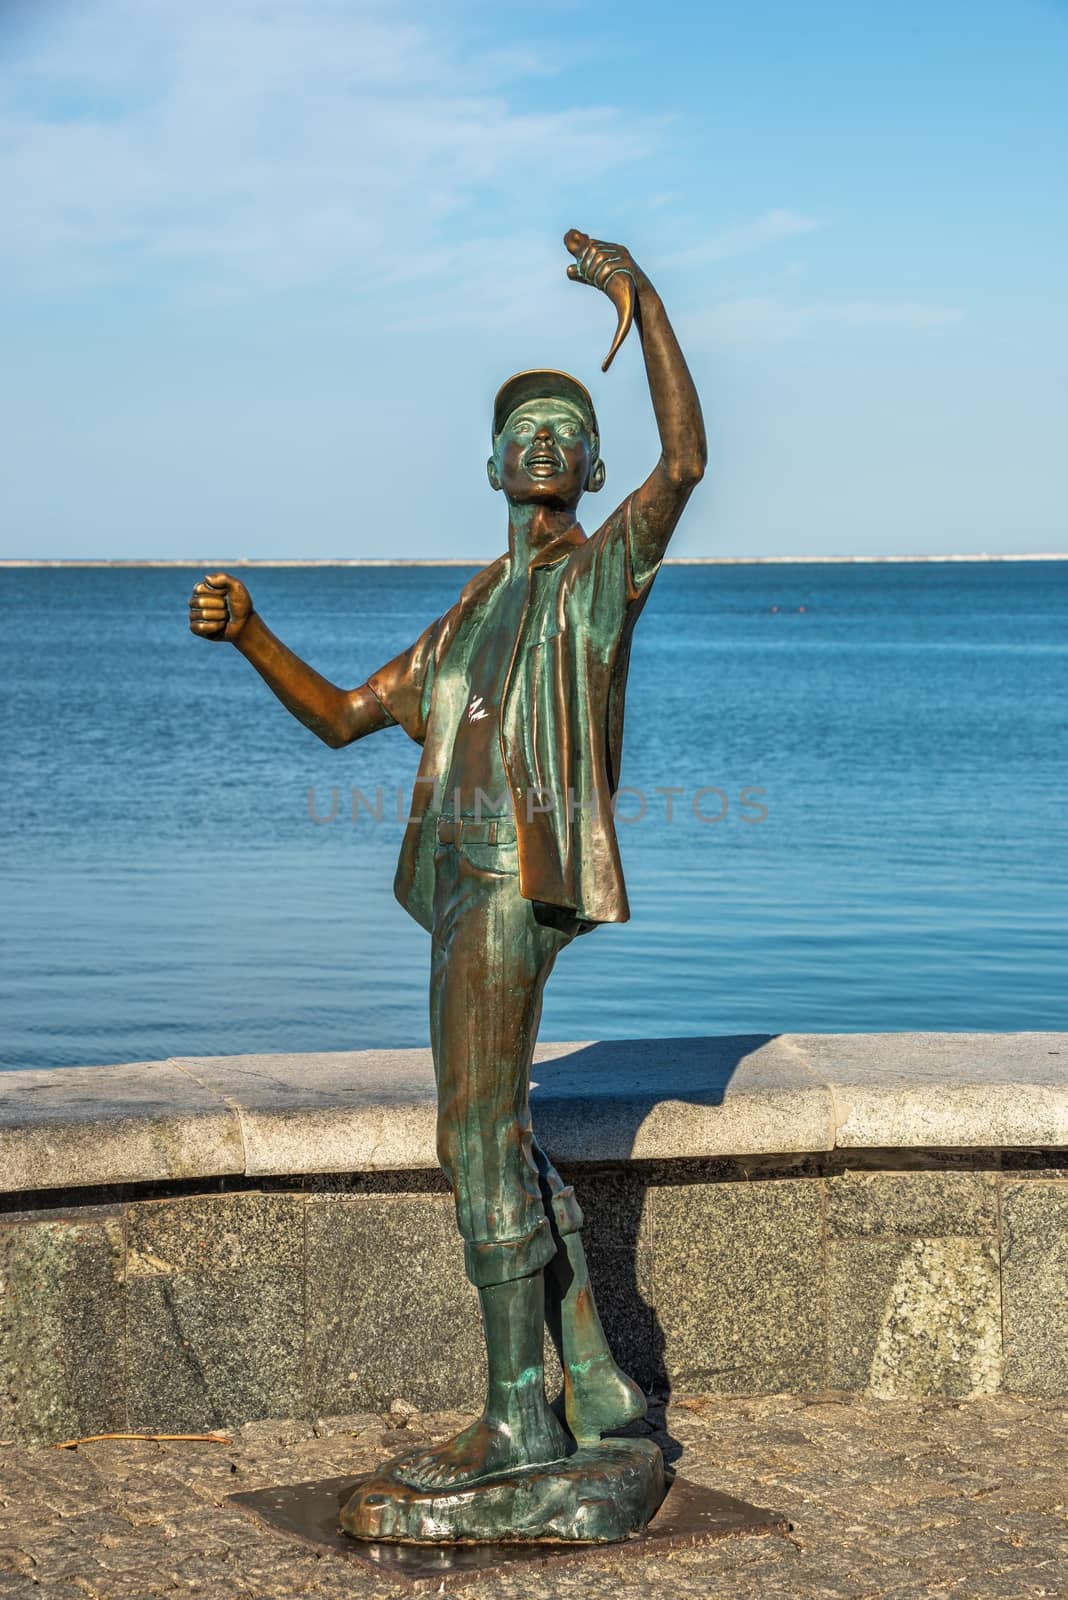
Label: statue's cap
xmin=492 ymin=369 xmax=598 ymax=441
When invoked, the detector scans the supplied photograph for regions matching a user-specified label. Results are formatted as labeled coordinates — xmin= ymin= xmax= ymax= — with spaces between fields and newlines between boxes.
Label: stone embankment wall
xmin=1 ymin=1034 xmax=1065 ymax=1445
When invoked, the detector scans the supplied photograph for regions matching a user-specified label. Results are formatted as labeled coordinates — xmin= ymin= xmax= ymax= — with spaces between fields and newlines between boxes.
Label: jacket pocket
xmin=462 ymin=839 xmax=520 ymax=876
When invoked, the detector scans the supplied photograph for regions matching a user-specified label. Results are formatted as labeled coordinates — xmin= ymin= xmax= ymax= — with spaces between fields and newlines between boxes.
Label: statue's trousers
xmin=429 ymin=818 xmax=584 ymax=1288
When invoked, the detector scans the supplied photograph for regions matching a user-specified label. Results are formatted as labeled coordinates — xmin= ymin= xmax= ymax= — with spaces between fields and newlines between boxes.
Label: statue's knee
xmin=550 ymin=1184 xmax=584 ymax=1238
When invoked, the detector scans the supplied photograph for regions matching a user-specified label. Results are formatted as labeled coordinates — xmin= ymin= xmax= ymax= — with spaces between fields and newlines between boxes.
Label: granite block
xmin=531 ymin=1035 xmax=834 ymax=1161
xmin=304 ymin=1193 xmax=486 ymax=1415
xmin=0 ymin=1216 xmax=126 ymax=1445
xmin=126 ymin=1266 xmax=303 ymax=1431
xmin=171 ymin=1050 xmax=440 ymax=1176
xmin=794 ymin=1032 xmax=1068 ymax=1149
xmin=174 ymin=1033 xmax=834 ymax=1178
xmin=825 ymin=1170 xmax=998 ymax=1238
xmin=564 ymin=1167 xmax=652 ymax=1256
xmin=1001 ymin=1181 xmax=1068 ymax=1396
xmin=1000 ymin=1152 xmax=1068 ymax=1177
xmin=827 ymin=1237 xmax=1001 ymax=1397
xmin=2 ymin=1037 xmax=1064 ymax=1205
xmin=0 ymin=1061 xmax=242 ymax=1193
xmin=646 ymin=1177 xmax=825 ymax=1393
xmin=126 ymin=1192 xmax=303 ymax=1276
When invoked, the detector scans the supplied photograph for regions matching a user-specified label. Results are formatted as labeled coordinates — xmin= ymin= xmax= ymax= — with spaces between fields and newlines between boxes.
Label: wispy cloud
xmin=662 ymin=210 xmax=821 ymax=270
xmin=690 ymin=294 xmax=964 ymax=345
xmin=386 ymin=209 xmax=830 ymax=336
xmin=0 ymin=0 xmax=660 ymax=295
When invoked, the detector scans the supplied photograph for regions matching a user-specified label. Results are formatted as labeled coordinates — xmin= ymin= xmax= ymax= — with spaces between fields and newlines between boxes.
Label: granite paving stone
xmin=531 ymin=1034 xmax=835 ymax=1161
xmin=171 ymin=1050 xmax=444 ymax=1177
xmin=1 ymin=1393 xmax=1062 ymax=1596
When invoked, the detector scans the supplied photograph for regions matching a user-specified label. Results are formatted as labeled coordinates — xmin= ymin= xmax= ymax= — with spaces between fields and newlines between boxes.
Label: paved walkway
xmin=1 ymin=1395 xmax=1065 ymax=1598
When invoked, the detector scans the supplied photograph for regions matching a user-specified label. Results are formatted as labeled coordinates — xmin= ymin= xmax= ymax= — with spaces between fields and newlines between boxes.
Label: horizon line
xmin=3 ymin=553 xmax=1068 ymax=569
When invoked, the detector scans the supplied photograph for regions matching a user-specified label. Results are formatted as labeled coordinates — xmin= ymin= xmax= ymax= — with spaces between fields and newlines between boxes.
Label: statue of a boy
xmin=189 ymin=231 xmax=705 ymax=1520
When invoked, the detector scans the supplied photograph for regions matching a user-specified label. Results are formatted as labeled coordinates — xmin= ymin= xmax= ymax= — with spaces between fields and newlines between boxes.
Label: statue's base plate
xmin=227 ymin=1456 xmax=789 ymax=1594
xmin=339 ymin=1436 xmax=664 ymax=1544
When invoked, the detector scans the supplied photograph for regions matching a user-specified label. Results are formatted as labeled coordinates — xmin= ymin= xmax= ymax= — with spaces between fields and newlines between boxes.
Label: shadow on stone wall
xmin=546 ymin=1034 xmax=780 ymax=1466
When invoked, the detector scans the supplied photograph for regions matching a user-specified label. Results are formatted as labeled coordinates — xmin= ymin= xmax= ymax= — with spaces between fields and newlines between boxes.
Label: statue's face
xmin=490 ymin=398 xmax=600 ymax=506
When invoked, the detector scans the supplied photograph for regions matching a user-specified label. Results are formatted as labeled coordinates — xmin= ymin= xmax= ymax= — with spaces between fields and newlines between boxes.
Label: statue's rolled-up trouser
xmin=429 ymin=826 xmax=584 ymax=1288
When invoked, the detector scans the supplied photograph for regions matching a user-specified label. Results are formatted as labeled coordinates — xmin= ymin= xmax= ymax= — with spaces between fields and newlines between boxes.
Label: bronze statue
xmin=189 ymin=231 xmax=705 ymax=1543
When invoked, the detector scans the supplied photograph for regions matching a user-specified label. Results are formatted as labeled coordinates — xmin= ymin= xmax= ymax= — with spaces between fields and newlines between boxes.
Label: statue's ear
xmin=486 ymin=457 xmax=502 ymax=492
xmin=587 ymin=458 xmax=606 ymax=493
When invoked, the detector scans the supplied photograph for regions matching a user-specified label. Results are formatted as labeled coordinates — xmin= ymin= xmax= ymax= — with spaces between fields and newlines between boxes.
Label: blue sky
xmin=2 ymin=0 xmax=1066 ymax=559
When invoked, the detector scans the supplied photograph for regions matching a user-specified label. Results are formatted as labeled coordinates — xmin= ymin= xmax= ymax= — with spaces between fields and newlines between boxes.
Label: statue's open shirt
xmin=368 ymin=495 xmax=659 ymax=930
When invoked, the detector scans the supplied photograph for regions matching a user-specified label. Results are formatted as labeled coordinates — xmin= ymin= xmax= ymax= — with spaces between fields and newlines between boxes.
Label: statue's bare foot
xmin=562 ymin=1353 xmax=647 ymax=1443
xmin=393 ymin=1408 xmax=573 ymax=1492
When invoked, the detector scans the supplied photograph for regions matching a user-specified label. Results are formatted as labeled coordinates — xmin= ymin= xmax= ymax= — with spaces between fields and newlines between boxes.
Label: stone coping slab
xmin=0 ymin=1032 xmax=1064 ymax=1195
xmin=0 ymin=1059 xmax=246 ymax=1194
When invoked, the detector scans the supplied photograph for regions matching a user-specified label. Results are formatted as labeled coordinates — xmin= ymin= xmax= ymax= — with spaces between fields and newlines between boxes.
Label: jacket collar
xmin=458 ymin=523 xmax=587 ymax=613
xmin=529 ymin=522 xmax=587 ymax=570
xmin=456 ymin=552 xmax=508 ymax=616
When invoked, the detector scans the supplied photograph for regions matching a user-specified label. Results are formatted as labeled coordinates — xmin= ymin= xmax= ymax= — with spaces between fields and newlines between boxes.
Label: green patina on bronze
xmin=189 ymin=229 xmax=706 ymax=1542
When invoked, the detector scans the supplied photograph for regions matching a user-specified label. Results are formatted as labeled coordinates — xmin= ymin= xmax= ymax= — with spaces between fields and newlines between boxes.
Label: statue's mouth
xmin=525 ymin=451 xmax=562 ymax=474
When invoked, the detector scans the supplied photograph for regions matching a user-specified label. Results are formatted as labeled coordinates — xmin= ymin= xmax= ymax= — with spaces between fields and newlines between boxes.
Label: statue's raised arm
xmin=564 ymin=230 xmax=707 ymax=589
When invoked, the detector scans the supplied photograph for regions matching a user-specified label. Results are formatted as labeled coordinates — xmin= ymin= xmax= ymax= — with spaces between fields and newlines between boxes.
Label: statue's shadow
xmin=532 ymin=1034 xmax=779 ymax=1468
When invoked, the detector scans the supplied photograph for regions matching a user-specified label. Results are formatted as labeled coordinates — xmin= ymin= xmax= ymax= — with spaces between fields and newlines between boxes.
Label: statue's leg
xmin=540 ymin=1204 xmax=648 ymax=1442
xmin=395 ymin=1269 xmax=571 ymax=1492
xmin=392 ymin=837 xmax=572 ymax=1492
xmin=530 ymin=1137 xmax=647 ymax=1441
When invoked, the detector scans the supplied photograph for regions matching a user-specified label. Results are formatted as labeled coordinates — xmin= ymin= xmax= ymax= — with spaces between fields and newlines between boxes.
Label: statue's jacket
xmin=368 ymin=496 xmax=657 ymax=932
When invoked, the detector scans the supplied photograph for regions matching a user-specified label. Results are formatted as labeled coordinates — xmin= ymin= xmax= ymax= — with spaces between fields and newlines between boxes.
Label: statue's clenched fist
xmin=188 ymin=572 xmax=253 ymax=643
xmin=564 ymin=231 xmax=643 ymax=293
xmin=563 ymin=230 xmax=645 ymax=373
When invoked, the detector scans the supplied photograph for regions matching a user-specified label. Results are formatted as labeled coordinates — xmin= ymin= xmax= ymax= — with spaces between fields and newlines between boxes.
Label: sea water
xmin=2 ymin=560 xmax=1066 ymax=1069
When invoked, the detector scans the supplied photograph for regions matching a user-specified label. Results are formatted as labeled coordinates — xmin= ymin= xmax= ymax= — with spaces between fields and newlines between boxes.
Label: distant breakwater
xmin=3 ymin=554 xmax=1067 ymax=569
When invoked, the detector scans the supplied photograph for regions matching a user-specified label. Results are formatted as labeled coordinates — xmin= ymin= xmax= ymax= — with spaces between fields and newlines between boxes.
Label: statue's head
xmin=487 ymin=369 xmax=606 ymax=508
